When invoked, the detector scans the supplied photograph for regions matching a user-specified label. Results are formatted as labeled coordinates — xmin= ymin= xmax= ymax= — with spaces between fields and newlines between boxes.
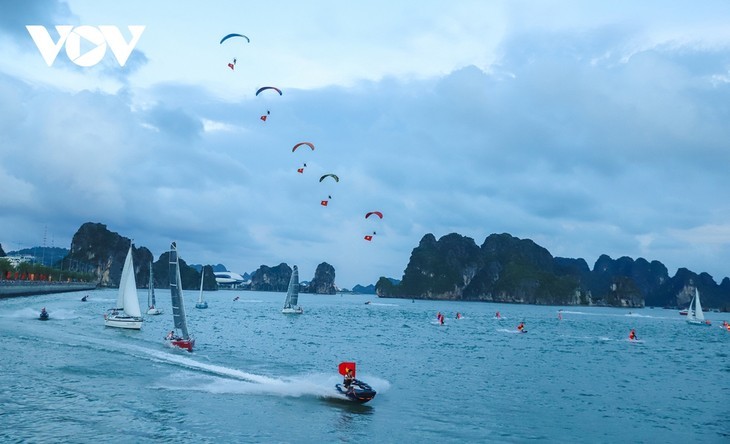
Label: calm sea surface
xmin=1 ymin=288 xmax=728 ymax=443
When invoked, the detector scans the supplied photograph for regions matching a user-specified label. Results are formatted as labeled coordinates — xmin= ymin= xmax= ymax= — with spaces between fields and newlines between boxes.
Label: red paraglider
xmin=292 ymin=142 xmax=314 ymax=173
xmin=363 ymin=211 xmax=382 ymax=241
xmin=292 ymin=142 xmax=315 ymax=152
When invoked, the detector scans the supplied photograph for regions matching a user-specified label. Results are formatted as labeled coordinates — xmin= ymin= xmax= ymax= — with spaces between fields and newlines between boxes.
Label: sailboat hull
xmin=282 ymin=307 xmax=303 ymax=314
xmin=167 ymin=338 xmax=195 ymax=352
xmin=195 ymin=302 xmax=208 ymax=309
xmin=104 ymin=313 xmax=143 ymax=329
xmin=147 ymin=307 xmax=163 ymax=315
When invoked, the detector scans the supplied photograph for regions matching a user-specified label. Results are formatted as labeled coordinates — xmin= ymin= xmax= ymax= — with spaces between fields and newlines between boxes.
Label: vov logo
xmin=26 ymin=25 xmax=145 ymax=67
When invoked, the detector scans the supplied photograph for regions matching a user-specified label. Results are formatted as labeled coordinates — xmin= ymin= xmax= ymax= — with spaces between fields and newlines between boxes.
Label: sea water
xmin=1 ymin=289 xmax=728 ymax=443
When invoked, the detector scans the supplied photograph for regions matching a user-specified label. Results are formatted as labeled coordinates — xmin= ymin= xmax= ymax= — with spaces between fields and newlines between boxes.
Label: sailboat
xmin=165 ymin=242 xmax=195 ymax=351
xmin=686 ymin=288 xmax=711 ymax=326
xmin=147 ymin=262 xmax=163 ymax=315
xmin=195 ymin=267 xmax=208 ymax=309
xmin=104 ymin=245 xmax=143 ymax=329
xmin=282 ymin=265 xmax=303 ymax=314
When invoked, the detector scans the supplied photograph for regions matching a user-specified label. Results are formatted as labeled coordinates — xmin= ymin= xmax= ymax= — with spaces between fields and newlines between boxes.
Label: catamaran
xmin=282 ymin=265 xmax=303 ymax=314
xmin=686 ymin=288 xmax=711 ymax=326
xmin=147 ymin=262 xmax=163 ymax=315
xmin=104 ymin=245 xmax=143 ymax=329
xmin=165 ymin=242 xmax=195 ymax=351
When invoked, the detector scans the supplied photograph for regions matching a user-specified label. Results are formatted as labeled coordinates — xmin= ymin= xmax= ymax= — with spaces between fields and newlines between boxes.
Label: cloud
xmin=2 ymin=1 xmax=730 ymax=287
xmin=0 ymin=0 xmax=74 ymax=40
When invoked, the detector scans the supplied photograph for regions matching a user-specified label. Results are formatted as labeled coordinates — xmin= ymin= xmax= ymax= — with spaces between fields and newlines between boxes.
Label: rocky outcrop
xmin=69 ymin=222 xmax=153 ymax=287
xmin=377 ymin=232 xmax=730 ymax=309
xmin=306 ymin=262 xmax=337 ymax=294
xmin=68 ymin=222 xmax=204 ymax=290
xmin=250 ymin=263 xmax=292 ymax=292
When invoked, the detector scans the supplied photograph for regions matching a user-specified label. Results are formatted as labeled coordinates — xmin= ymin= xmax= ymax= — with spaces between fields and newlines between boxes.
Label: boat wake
xmin=153 ymin=371 xmax=390 ymax=401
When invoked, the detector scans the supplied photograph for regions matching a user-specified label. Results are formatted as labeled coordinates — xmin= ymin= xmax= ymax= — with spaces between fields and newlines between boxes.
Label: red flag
xmin=320 ymin=200 xmax=328 ymax=206
xmin=228 ymin=63 xmax=235 ymax=70
xmin=260 ymin=115 xmax=267 ymax=121
xmin=364 ymin=235 xmax=373 ymax=241
xmin=297 ymin=168 xmax=304 ymax=173
xmin=338 ymin=362 xmax=356 ymax=378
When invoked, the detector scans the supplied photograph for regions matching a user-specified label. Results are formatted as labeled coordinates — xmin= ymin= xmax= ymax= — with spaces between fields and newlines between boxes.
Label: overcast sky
xmin=1 ymin=0 xmax=729 ymax=288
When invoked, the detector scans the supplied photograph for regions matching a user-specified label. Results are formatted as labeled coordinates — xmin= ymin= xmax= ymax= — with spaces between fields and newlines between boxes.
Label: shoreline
xmin=0 ymin=281 xmax=98 ymax=298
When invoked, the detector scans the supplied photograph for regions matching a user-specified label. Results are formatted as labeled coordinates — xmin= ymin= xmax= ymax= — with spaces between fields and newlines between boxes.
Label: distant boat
xmin=39 ymin=308 xmax=49 ymax=321
xmin=195 ymin=268 xmax=208 ymax=309
xmin=282 ymin=265 xmax=303 ymax=314
xmin=679 ymin=309 xmax=689 ymax=316
xmin=104 ymin=245 xmax=143 ymax=329
xmin=686 ymin=289 xmax=711 ymax=326
xmin=165 ymin=242 xmax=195 ymax=351
xmin=147 ymin=262 xmax=163 ymax=315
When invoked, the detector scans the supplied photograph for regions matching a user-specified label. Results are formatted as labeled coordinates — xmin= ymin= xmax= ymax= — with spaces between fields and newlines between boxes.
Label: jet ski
xmin=39 ymin=309 xmax=49 ymax=321
xmin=335 ymin=379 xmax=377 ymax=404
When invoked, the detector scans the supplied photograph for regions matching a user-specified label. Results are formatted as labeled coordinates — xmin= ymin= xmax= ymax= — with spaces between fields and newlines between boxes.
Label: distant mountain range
xmin=3 ymin=246 xmax=70 ymax=267
xmin=6 ymin=224 xmax=729 ymax=310
xmin=376 ymin=232 xmax=730 ymax=310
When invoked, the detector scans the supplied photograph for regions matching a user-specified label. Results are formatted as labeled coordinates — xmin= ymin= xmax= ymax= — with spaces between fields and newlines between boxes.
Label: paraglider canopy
xmin=338 ymin=361 xmax=356 ymax=378
xmin=292 ymin=142 xmax=315 ymax=152
xmin=365 ymin=211 xmax=383 ymax=219
xmin=256 ymin=86 xmax=282 ymax=96
xmin=220 ymin=33 xmax=250 ymax=44
xmin=319 ymin=174 xmax=339 ymax=183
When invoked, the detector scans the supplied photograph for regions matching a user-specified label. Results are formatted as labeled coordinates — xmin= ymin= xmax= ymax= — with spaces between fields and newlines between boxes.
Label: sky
xmin=1 ymin=0 xmax=729 ymax=288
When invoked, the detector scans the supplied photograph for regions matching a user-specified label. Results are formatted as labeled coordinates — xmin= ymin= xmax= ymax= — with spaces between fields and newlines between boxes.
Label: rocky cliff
xmin=248 ymin=262 xmax=337 ymax=294
xmin=69 ymin=222 xmax=153 ymax=288
xmin=306 ymin=262 xmax=336 ymax=294
xmin=250 ymin=263 xmax=293 ymax=292
xmin=68 ymin=222 xmax=208 ymax=290
xmin=377 ymin=232 xmax=730 ymax=309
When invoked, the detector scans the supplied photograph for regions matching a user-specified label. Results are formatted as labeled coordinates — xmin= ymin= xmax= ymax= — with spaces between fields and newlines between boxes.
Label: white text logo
xmin=26 ymin=25 xmax=145 ymax=67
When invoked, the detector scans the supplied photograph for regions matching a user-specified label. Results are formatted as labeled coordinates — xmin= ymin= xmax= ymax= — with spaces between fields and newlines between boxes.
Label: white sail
xmin=694 ymin=289 xmax=705 ymax=321
xmin=119 ymin=246 xmax=142 ymax=317
xmin=198 ymin=270 xmax=205 ymax=304
xmin=105 ymin=245 xmax=143 ymax=329
xmin=687 ymin=293 xmax=696 ymax=321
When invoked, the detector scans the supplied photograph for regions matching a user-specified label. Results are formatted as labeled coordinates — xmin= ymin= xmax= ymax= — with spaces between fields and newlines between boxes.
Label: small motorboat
xmin=39 ymin=309 xmax=49 ymax=321
xmin=335 ymin=379 xmax=377 ymax=404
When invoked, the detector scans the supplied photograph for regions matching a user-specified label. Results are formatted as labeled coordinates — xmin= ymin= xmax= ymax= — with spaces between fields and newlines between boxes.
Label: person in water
xmin=517 ymin=322 xmax=525 ymax=332
xmin=495 ymin=311 xmax=501 ymax=319
xmin=629 ymin=329 xmax=637 ymax=341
